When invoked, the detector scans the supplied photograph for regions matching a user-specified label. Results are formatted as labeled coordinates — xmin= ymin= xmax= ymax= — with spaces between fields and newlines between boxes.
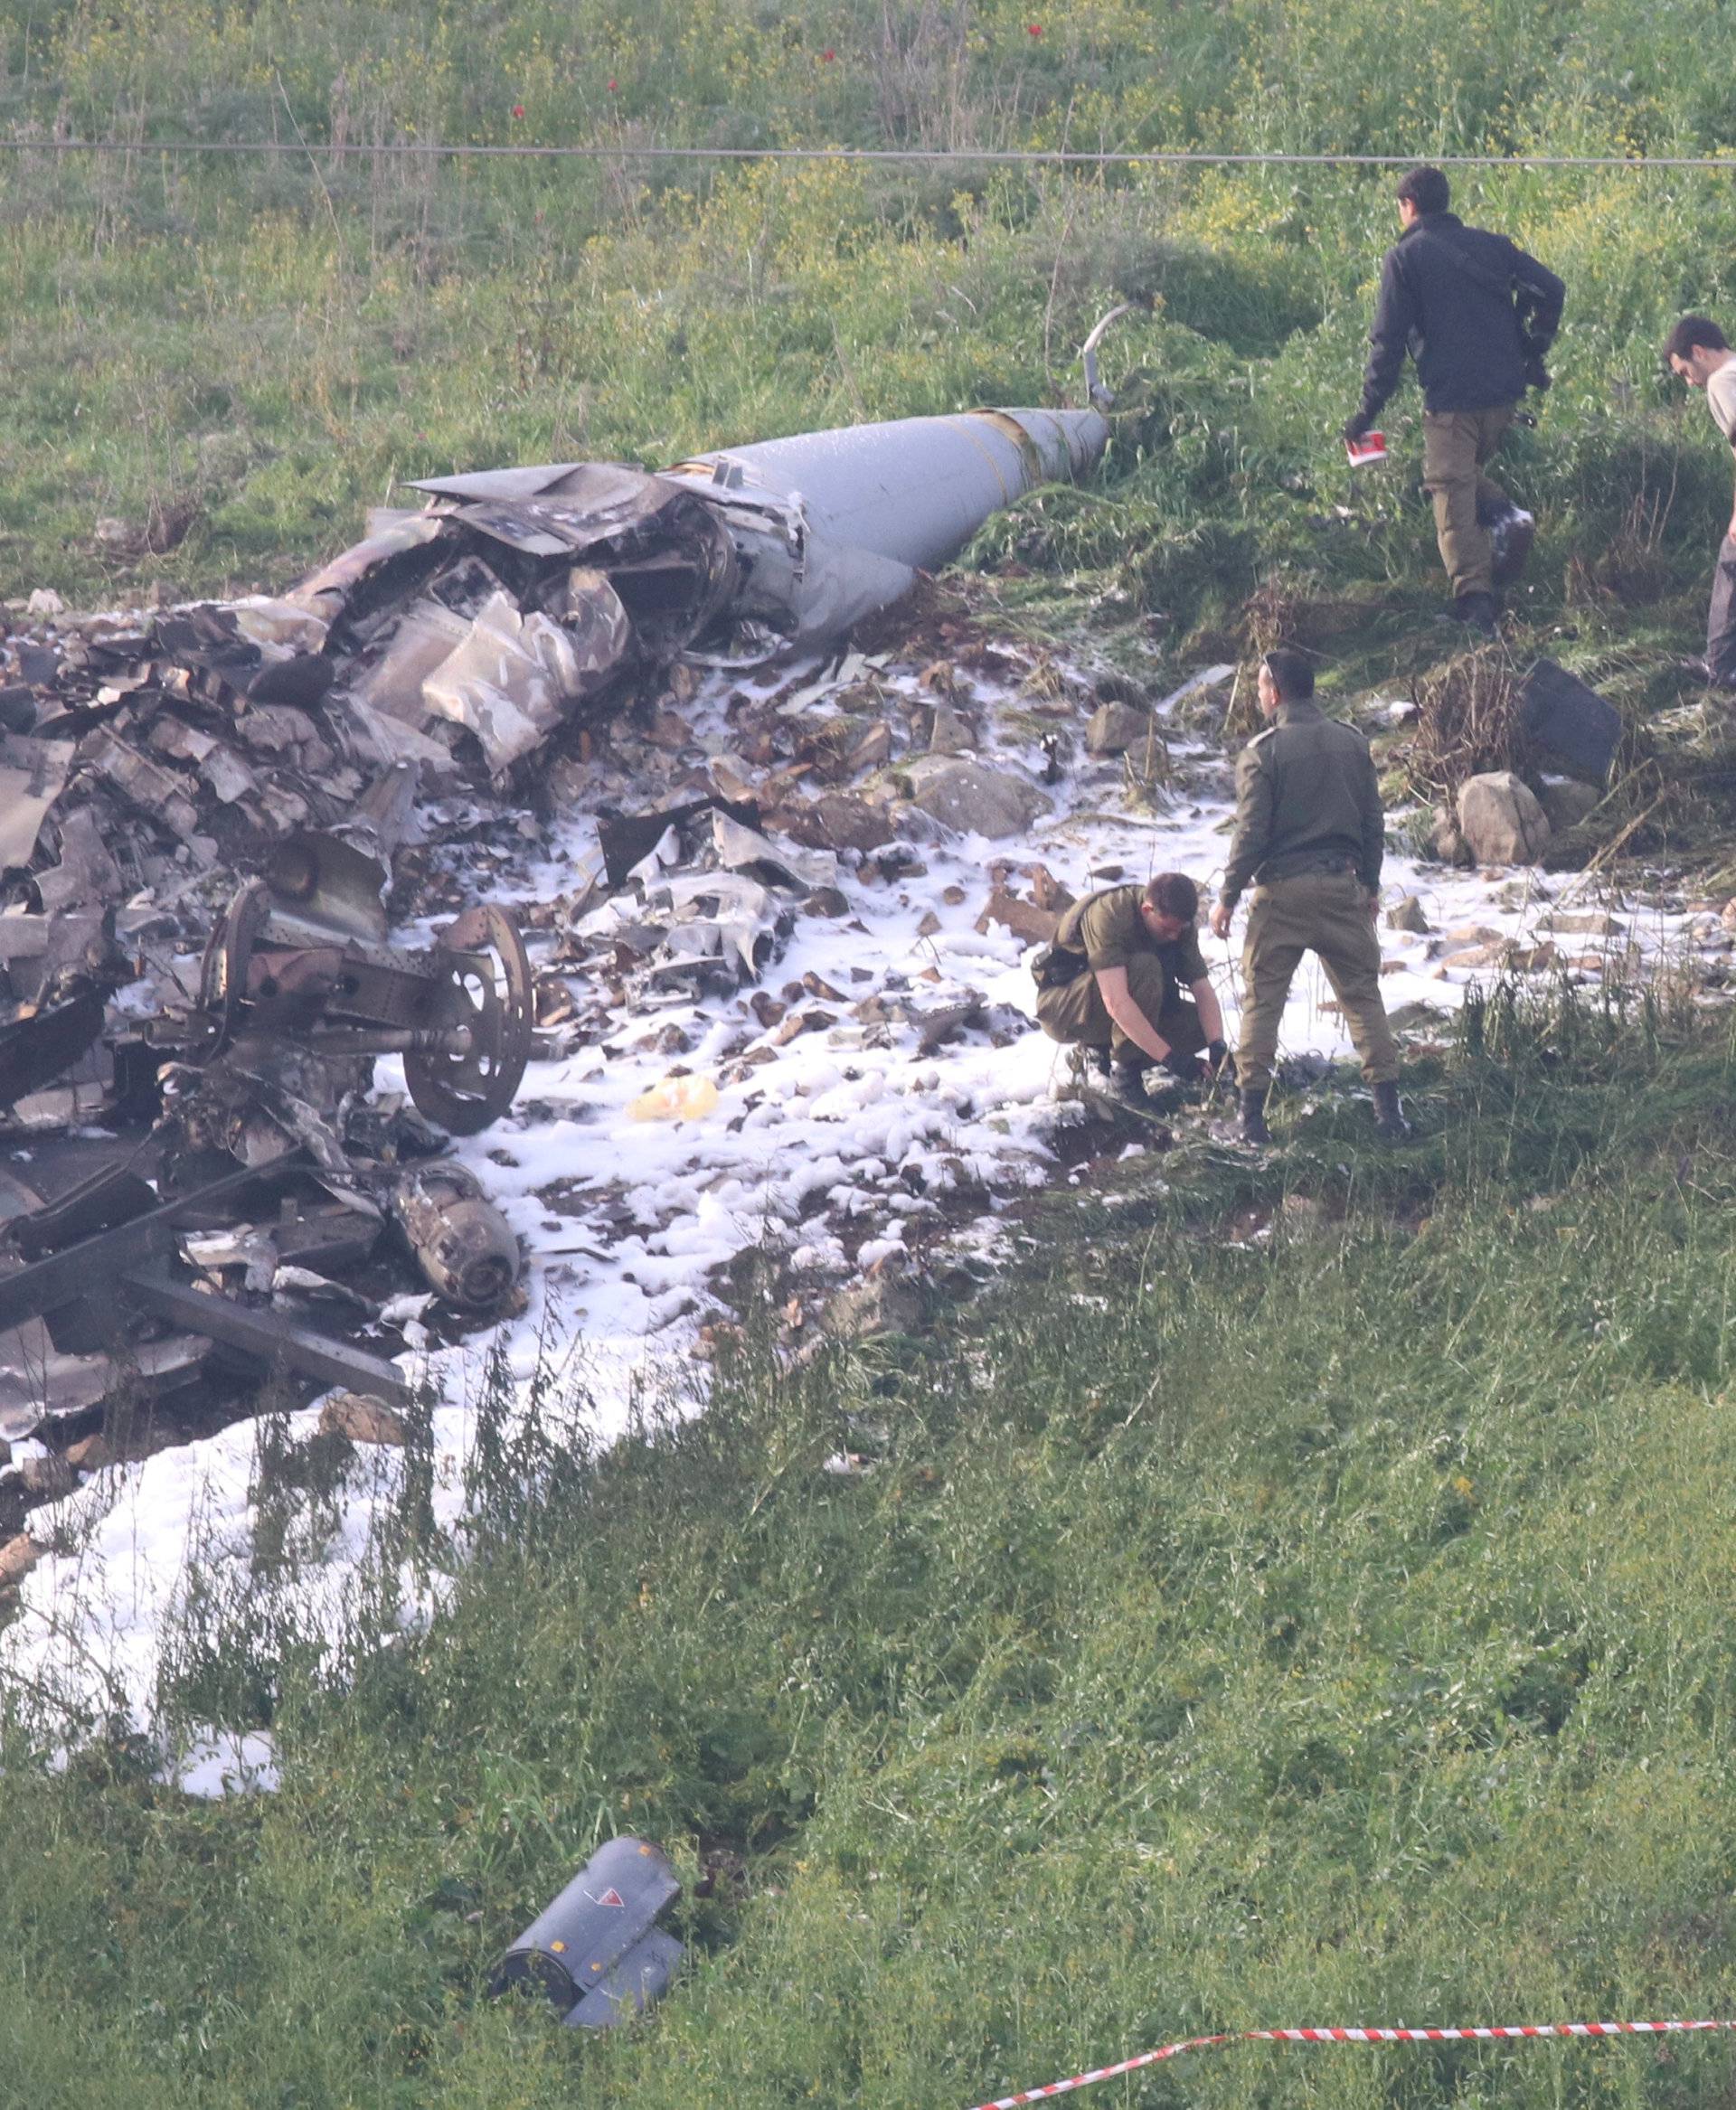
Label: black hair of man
xmin=1144 ymin=871 xmax=1198 ymax=920
xmin=1396 ymin=165 xmax=1451 ymax=216
xmin=1665 ymin=315 xmax=1730 ymax=362
xmin=1260 ymin=645 xmax=1315 ymax=702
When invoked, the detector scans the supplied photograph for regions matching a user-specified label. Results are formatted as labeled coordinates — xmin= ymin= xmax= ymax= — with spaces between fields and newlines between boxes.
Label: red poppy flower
xmin=822 ymin=48 xmax=836 ymax=61
xmin=511 ymin=103 xmax=524 ymax=118
xmin=1027 ymin=21 xmax=1043 ymax=33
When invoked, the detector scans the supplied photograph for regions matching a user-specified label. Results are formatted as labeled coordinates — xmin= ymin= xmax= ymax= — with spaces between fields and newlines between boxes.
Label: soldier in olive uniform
xmin=1208 ymin=648 xmax=1410 ymax=1144
xmin=1035 ymin=871 xmax=1229 ymax=1109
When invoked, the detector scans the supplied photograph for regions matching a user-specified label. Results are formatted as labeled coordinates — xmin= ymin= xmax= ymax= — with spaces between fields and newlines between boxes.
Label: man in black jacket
xmin=1344 ymin=165 xmax=1564 ymax=635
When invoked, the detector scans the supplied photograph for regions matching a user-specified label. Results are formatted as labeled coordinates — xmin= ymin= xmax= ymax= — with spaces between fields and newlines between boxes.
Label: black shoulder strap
xmin=1425 ymin=221 xmax=1518 ymax=303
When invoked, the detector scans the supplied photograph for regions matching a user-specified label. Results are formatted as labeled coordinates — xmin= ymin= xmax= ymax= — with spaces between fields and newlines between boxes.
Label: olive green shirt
xmin=1221 ymin=697 xmax=1385 ymax=907
xmin=1052 ymin=884 xmax=1208 ymax=1003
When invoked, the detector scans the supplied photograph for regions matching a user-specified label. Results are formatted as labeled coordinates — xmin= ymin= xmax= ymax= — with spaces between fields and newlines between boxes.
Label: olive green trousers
xmin=1235 ymin=870 xmax=1399 ymax=1092
xmin=1037 ymin=956 xmax=1206 ymax=1066
xmin=1421 ymin=405 xmax=1514 ymax=599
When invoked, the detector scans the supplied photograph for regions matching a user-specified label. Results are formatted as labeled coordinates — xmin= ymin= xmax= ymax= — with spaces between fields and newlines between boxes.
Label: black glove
xmin=1161 ymin=1050 xmax=1211 ymax=1086
xmin=1342 ymin=411 xmax=1373 ymax=444
xmin=1206 ymin=1038 xmax=1232 ymax=1078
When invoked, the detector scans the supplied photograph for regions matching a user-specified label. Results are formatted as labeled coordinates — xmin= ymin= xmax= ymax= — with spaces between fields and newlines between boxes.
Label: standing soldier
xmin=1343 ymin=165 xmax=1564 ymax=636
xmin=1664 ymin=315 xmax=1736 ymax=692
xmin=1034 ymin=871 xmax=1229 ymax=1109
xmin=1209 ymin=648 xmax=1410 ymax=1144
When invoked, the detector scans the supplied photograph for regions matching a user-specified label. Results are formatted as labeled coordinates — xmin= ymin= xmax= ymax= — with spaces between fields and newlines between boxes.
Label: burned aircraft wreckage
xmin=0 ymin=396 xmax=1112 ymax=1446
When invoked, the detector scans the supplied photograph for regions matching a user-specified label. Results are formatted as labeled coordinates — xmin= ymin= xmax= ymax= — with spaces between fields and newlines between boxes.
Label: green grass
xmin=8 ymin=7 xmax=1736 ymax=2101
xmin=5 ymin=990 xmax=1736 ymax=2107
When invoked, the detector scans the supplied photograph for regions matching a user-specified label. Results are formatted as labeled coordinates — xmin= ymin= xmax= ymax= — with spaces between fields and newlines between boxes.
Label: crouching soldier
xmin=1035 ymin=871 xmax=1229 ymax=1109
xmin=1209 ymin=648 xmax=1410 ymax=1144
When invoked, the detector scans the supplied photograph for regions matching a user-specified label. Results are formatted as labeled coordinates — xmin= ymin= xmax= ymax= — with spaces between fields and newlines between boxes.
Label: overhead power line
xmin=0 ymin=138 xmax=1731 ymax=169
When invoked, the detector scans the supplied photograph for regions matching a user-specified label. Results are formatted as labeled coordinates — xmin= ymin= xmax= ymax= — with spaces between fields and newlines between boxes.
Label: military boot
xmin=1372 ymin=1080 xmax=1413 ymax=1140
xmin=1453 ymin=590 xmax=1498 ymax=638
xmin=1238 ymin=1087 xmax=1271 ymax=1145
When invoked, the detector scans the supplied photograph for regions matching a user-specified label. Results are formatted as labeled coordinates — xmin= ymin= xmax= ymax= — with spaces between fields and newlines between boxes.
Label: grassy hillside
xmin=6 ymin=6 xmax=1736 ymax=2104
xmin=3 ymin=0 xmax=1736 ymax=652
xmin=5 ymin=998 xmax=1736 ymax=2106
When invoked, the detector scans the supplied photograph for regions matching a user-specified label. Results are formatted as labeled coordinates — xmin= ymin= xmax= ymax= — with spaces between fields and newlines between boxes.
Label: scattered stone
xmin=1722 ymin=898 xmax=1736 ymax=937
xmin=905 ymin=758 xmax=1049 ymax=839
xmin=319 ymin=1393 xmax=408 ymax=1446
xmin=1084 ymin=701 xmax=1155 ymax=757
xmin=1386 ymin=1000 xmax=1448 ymax=1031
xmin=1456 ymin=771 xmax=1551 ymax=865
xmin=1536 ymin=777 xmax=1601 ymax=834
xmin=64 ymin=1434 xmax=115 ymax=1472
xmin=18 ymin=1454 xmax=75 ymax=1502
xmin=849 ymin=721 xmax=894 ymax=773
xmin=24 ymin=587 xmax=65 ymax=616
xmin=976 ymin=888 xmax=1061 ymax=945
xmin=916 ymin=1000 xmax=985 ymax=1055
xmin=1028 ymin=864 xmax=1075 ymax=913
xmin=941 ymin=883 xmax=967 ymax=906
xmin=0 ymin=1533 xmax=45 ymax=1587
xmin=820 ymin=1274 xmax=923 ymax=1341
xmin=803 ymin=885 xmax=850 ymax=918
xmin=928 ymin=704 xmax=975 ymax=756
xmin=774 ymin=1009 xmax=835 ymax=1044
xmin=1385 ymin=895 xmax=1431 ymax=934
xmin=1275 ymin=1194 xmax=1330 ymax=1239
xmin=777 ymin=792 xmax=895 ymax=854
xmin=916 ymin=909 xmax=943 ymax=937
xmin=750 ymin=992 xmax=787 ymax=1029
xmin=1539 ymin=910 xmax=1621 ymax=937
xmin=1429 ymin=805 xmax=1474 ymax=867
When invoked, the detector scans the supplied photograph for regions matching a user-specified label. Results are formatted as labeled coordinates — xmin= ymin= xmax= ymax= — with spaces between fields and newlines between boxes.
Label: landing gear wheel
xmin=404 ymin=905 xmax=533 ymax=1135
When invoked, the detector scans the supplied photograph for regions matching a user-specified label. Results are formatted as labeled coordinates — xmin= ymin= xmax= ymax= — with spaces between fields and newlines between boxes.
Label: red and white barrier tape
xmin=968 ymin=2019 xmax=1736 ymax=2110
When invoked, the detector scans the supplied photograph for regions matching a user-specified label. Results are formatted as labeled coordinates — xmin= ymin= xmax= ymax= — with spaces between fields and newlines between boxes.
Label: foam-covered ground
xmin=5 ymin=647 xmax=1727 ymax=1753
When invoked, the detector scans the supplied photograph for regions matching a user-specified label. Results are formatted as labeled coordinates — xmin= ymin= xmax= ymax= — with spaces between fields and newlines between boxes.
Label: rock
xmin=1722 ymin=898 xmax=1736 ymax=937
xmin=18 ymin=1454 xmax=75 ymax=1502
xmin=820 ymin=1275 xmax=924 ymax=1341
xmin=1429 ymin=805 xmax=1474 ymax=867
xmin=318 ymin=1392 xmax=408 ymax=1446
xmin=927 ymin=704 xmax=975 ymax=757
xmin=1539 ymin=910 xmax=1621 ymax=937
xmin=1028 ymin=864 xmax=1075 ymax=913
xmin=776 ymin=792 xmax=895 ymax=854
xmin=1276 ymin=1194 xmax=1330 ymax=1239
xmin=1084 ymin=701 xmax=1156 ymax=757
xmin=849 ymin=721 xmax=894 ymax=773
xmin=905 ymin=759 xmax=1049 ymax=840
xmin=1456 ymin=771 xmax=1552 ymax=864
xmin=774 ymin=1009 xmax=835 ymax=1044
xmin=1385 ymin=895 xmax=1431 ymax=934
xmin=1536 ymin=777 xmax=1601 ymax=834
xmin=0 ymin=1534 xmax=44 ymax=1587
xmin=750 ymin=992 xmax=786 ymax=1029
xmin=1387 ymin=1000 xmax=1448 ymax=1031
xmin=24 ymin=587 xmax=65 ymax=616
xmin=64 ymin=1434 xmax=114 ymax=1473
xmin=802 ymin=886 xmax=850 ymax=918
xmin=976 ymin=888 xmax=1061 ymax=944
